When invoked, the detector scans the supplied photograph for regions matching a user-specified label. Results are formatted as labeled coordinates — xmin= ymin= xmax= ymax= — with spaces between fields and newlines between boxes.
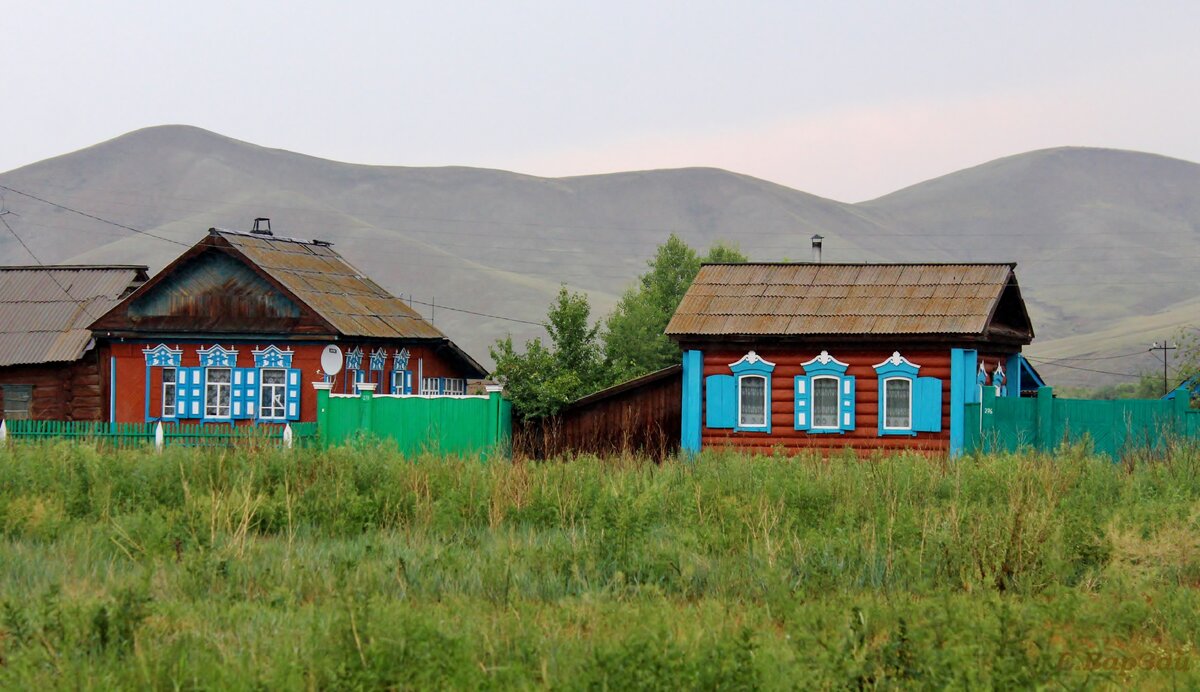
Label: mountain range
xmin=1 ymin=125 xmax=1197 ymax=387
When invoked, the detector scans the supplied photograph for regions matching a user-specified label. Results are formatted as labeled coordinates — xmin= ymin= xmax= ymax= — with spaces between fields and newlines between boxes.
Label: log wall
xmin=0 ymin=354 xmax=104 ymax=421
xmin=700 ymin=346 xmax=953 ymax=456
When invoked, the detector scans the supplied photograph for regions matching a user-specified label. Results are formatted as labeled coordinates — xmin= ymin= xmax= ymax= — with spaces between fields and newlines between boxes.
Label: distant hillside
xmin=1 ymin=126 xmax=1197 ymax=386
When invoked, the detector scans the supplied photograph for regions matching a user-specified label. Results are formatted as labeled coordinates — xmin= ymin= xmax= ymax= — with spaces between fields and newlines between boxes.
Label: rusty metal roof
xmin=665 ymin=263 xmax=1020 ymax=337
xmin=0 ymin=266 xmax=148 ymax=366
xmin=216 ymin=230 xmax=446 ymax=340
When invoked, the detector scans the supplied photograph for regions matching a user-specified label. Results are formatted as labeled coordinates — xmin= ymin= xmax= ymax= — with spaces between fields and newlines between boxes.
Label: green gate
xmin=316 ymin=386 xmax=511 ymax=460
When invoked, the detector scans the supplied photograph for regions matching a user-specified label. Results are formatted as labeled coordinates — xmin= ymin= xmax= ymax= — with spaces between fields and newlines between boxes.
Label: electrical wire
xmin=0 ymin=184 xmax=190 ymax=247
xmin=1024 ymin=357 xmax=1145 ymax=378
xmin=405 ymin=297 xmax=545 ymax=326
xmin=0 ymin=211 xmax=102 ymax=322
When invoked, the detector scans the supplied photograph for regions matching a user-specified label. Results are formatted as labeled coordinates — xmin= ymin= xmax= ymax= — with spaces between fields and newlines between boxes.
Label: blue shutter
xmin=188 ymin=367 xmax=205 ymax=418
xmin=231 ymin=368 xmax=246 ymax=419
xmin=840 ymin=376 xmax=856 ymax=431
xmin=794 ymin=376 xmax=810 ymax=430
xmin=914 ymin=377 xmax=943 ymax=432
xmin=705 ymin=374 xmax=736 ymax=429
xmin=175 ymin=368 xmax=190 ymax=420
xmin=244 ymin=369 xmax=258 ymax=419
xmin=285 ymin=368 xmax=302 ymax=420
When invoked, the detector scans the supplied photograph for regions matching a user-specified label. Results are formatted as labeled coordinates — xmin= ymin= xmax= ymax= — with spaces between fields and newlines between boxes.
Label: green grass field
xmin=1 ymin=441 xmax=1198 ymax=689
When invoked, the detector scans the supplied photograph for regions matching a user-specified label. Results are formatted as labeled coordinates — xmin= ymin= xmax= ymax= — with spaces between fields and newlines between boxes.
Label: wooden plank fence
xmin=0 ymin=419 xmax=317 ymax=449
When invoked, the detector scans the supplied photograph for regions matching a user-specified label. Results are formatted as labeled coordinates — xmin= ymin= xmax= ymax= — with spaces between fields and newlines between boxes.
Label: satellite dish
xmin=321 ymin=344 xmax=344 ymax=376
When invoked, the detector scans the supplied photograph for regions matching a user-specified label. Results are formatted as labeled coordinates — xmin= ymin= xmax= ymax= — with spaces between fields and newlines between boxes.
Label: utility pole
xmin=1149 ymin=339 xmax=1177 ymax=395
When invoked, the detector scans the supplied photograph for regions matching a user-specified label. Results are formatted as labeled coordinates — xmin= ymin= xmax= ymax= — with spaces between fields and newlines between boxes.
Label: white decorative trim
xmin=311 ymin=381 xmax=334 ymax=391
xmin=800 ymin=350 xmax=849 ymax=369
xmin=729 ymin=350 xmax=777 ymax=369
xmin=142 ymin=343 xmax=183 ymax=367
xmin=251 ymin=345 xmax=294 ymax=368
xmin=355 ymin=381 xmax=378 ymax=394
xmin=198 ymin=344 xmax=239 ymax=368
xmin=873 ymin=351 xmax=920 ymax=371
xmin=484 ymin=384 xmax=504 ymax=394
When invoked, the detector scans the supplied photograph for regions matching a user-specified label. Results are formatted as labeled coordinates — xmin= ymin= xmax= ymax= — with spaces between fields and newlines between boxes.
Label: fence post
xmin=1036 ymin=386 xmax=1054 ymax=452
xmin=283 ymin=423 xmax=294 ymax=449
xmin=980 ymin=385 xmax=997 ymax=453
xmin=154 ymin=421 xmax=164 ymax=453
xmin=485 ymin=383 xmax=504 ymax=461
xmin=312 ymin=381 xmax=333 ymax=448
xmin=0 ymin=419 xmax=6 ymax=444
xmin=356 ymin=382 xmax=376 ymax=437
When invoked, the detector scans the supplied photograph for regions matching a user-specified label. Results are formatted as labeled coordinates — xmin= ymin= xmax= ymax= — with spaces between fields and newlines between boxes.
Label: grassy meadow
xmin=0 ymin=441 xmax=1199 ymax=689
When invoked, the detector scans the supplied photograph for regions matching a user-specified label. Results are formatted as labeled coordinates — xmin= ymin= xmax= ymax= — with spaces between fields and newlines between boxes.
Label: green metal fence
xmin=316 ymin=387 xmax=511 ymax=460
xmin=0 ymin=419 xmax=317 ymax=449
xmin=965 ymin=386 xmax=1197 ymax=459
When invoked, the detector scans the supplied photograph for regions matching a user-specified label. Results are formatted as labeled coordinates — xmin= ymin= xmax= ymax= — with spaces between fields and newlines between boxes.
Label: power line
xmin=405 ymin=296 xmax=545 ymax=327
xmin=1024 ymin=357 xmax=1144 ymax=379
xmin=0 ymin=184 xmax=189 ymax=247
xmin=0 ymin=211 xmax=101 ymax=322
xmin=1032 ymin=350 xmax=1150 ymax=364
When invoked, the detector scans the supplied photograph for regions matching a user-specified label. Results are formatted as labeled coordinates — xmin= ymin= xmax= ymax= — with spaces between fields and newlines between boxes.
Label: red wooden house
xmin=666 ymin=262 xmax=1037 ymax=457
xmin=89 ymin=225 xmax=485 ymax=424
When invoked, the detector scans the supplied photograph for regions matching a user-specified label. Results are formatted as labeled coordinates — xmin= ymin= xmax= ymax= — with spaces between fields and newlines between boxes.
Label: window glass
xmin=162 ymin=368 xmax=177 ymax=418
xmin=2 ymin=384 xmax=33 ymax=420
xmin=260 ymin=369 xmax=287 ymax=419
xmin=206 ymin=368 xmax=232 ymax=418
xmin=739 ymin=376 xmax=766 ymax=426
xmin=885 ymin=378 xmax=912 ymax=429
xmin=812 ymin=377 xmax=839 ymax=428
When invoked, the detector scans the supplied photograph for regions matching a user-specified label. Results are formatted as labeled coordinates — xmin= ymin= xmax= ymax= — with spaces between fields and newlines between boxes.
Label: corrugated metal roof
xmin=0 ymin=266 xmax=147 ymax=366
xmin=665 ymin=262 xmax=1017 ymax=337
xmin=217 ymin=231 xmax=445 ymax=340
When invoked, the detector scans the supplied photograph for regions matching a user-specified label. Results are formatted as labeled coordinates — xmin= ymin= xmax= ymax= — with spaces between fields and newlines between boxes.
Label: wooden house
xmin=666 ymin=262 xmax=1037 ymax=457
xmin=0 ymin=265 xmax=148 ymax=420
xmin=89 ymin=226 xmax=486 ymax=424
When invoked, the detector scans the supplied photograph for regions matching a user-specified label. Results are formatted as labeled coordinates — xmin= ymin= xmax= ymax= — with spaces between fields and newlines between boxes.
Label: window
xmin=795 ymin=351 xmax=856 ymax=433
xmin=205 ymin=368 xmax=232 ymax=419
xmin=444 ymin=378 xmax=467 ymax=396
xmin=260 ymin=369 xmax=287 ymax=419
xmin=872 ymin=352 xmax=943 ymax=436
xmin=2 ymin=384 xmax=33 ymax=420
xmin=162 ymin=368 xmax=177 ymax=419
xmin=738 ymin=375 xmax=767 ymax=426
xmin=883 ymin=378 xmax=912 ymax=430
xmin=704 ymin=352 xmax=775 ymax=432
xmin=811 ymin=376 xmax=839 ymax=429
xmin=390 ymin=370 xmax=412 ymax=395
xmin=421 ymin=377 xmax=440 ymax=395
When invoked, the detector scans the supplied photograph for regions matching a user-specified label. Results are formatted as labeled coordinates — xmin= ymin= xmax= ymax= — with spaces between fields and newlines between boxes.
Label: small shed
xmin=512 ymin=365 xmax=681 ymax=460
xmin=0 ymin=265 xmax=148 ymax=420
xmin=666 ymin=262 xmax=1037 ymax=457
xmin=89 ymin=225 xmax=486 ymax=424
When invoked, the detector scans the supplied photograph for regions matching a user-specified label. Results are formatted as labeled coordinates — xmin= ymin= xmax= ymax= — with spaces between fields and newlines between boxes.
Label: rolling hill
xmin=1 ymin=126 xmax=1196 ymax=386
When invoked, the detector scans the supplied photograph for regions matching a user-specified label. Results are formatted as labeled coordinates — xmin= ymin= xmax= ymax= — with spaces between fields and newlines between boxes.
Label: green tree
xmin=489 ymin=286 xmax=604 ymax=418
xmin=603 ymin=235 xmax=747 ymax=382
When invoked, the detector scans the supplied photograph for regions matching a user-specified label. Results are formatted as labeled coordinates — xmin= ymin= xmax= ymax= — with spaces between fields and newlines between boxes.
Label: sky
xmin=3 ymin=1 xmax=1199 ymax=202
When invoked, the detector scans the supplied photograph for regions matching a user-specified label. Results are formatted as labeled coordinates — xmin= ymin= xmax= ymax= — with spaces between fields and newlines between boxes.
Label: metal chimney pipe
xmin=811 ymin=234 xmax=823 ymax=263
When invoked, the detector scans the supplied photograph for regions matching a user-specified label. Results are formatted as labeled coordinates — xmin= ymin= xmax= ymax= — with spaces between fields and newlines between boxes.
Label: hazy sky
xmin=3 ymin=1 xmax=1198 ymax=201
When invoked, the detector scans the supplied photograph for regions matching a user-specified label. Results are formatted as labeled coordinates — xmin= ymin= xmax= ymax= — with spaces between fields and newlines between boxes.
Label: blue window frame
xmin=872 ymin=352 xmax=943 ymax=436
xmin=795 ymin=351 xmax=855 ymax=433
xmin=705 ymin=351 xmax=776 ymax=432
xmin=731 ymin=351 xmax=775 ymax=433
